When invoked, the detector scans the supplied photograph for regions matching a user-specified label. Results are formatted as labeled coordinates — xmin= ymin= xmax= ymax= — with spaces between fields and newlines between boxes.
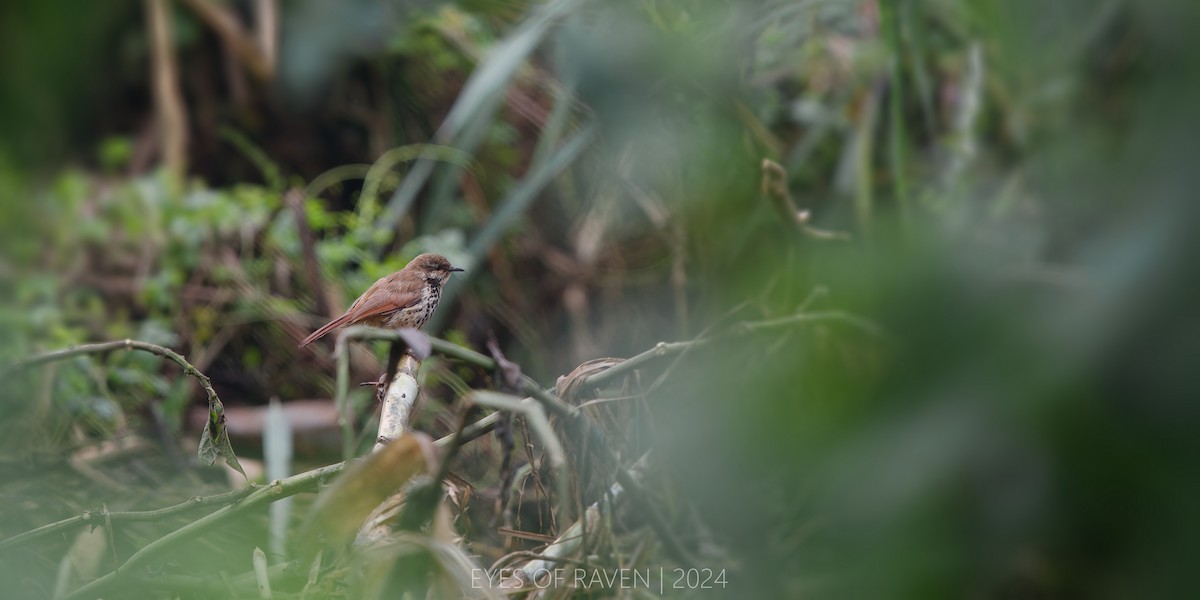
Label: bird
xmin=298 ymin=253 xmax=464 ymax=348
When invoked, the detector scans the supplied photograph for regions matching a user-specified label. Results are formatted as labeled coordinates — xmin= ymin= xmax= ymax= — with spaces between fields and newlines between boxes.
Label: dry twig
xmin=760 ymin=158 xmax=852 ymax=240
xmin=145 ymin=0 xmax=188 ymax=178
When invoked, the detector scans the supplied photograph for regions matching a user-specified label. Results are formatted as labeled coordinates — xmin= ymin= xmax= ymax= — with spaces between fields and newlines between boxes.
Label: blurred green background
xmin=2 ymin=0 xmax=1199 ymax=598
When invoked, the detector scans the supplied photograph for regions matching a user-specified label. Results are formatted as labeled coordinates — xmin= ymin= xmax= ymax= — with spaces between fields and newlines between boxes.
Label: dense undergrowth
xmin=2 ymin=0 xmax=1199 ymax=598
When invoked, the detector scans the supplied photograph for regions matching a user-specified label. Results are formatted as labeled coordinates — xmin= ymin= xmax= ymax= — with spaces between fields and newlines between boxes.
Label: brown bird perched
xmin=298 ymin=253 xmax=464 ymax=348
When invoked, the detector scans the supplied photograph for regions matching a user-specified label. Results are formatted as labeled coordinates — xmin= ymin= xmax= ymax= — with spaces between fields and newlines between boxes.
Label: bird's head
xmin=409 ymin=253 xmax=465 ymax=285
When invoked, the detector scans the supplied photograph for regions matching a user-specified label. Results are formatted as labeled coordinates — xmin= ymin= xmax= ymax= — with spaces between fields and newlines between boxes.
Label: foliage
xmin=2 ymin=0 xmax=1200 ymax=598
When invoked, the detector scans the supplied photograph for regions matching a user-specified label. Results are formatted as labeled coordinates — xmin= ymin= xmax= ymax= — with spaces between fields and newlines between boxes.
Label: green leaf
xmin=97 ymin=136 xmax=133 ymax=172
xmin=198 ymin=400 xmax=247 ymax=479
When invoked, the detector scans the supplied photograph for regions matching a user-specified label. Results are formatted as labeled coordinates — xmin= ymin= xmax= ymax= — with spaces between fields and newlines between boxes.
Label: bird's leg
xmin=358 ymin=372 xmax=390 ymax=404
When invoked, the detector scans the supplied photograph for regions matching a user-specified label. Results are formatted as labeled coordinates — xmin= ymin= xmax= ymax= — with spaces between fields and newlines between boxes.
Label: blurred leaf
xmin=301 ymin=433 xmax=434 ymax=548
xmin=378 ymin=0 xmax=587 ymax=237
xmin=97 ymin=136 xmax=133 ymax=172
xmin=467 ymin=125 xmax=595 ymax=264
xmin=198 ymin=399 xmax=246 ymax=478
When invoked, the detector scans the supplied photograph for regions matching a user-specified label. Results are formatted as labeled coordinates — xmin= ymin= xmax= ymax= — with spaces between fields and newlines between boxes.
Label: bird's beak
xmin=450 ymin=266 xmax=465 ymax=272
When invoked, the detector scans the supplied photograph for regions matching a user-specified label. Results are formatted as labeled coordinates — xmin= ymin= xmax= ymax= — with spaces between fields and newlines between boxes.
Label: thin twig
xmin=737 ymin=309 xmax=887 ymax=338
xmin=581 ymin=303 xmax=882 ymax=390
xmin=5 ymin=339 xmax=218 ymax=410
xmin=494 ymin=550 xmax=590 ymax=571
xmin=430 ymin=337 xmax=496 ymax=370
xmin=287 ymin=189 xmax=330 ymax=318
xmin=581 ymin=340 xmax=701 ymax=389
xmin=0 ymin=488 xmax=250 ymax=552
xmin=760 ymin=158 xmax=851 ymax=240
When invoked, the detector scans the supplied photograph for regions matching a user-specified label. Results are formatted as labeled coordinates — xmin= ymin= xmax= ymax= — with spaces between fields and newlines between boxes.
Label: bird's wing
xmin=343 ymin=284 xmax=420 ymax=324
xmin=297 ymin=277 xmax=421 ymax=348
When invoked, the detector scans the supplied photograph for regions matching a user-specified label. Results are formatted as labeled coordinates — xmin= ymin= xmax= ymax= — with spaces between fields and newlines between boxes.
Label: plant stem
xmin=60 ymin=461 xmax=346 ymax=600
xmin=881 ymin=0 xmax=912 ymax=222
xmin=2 ymin=338 xmax=244 ymax=475
xmin=0 ymin=488 xmax=252 ymax=552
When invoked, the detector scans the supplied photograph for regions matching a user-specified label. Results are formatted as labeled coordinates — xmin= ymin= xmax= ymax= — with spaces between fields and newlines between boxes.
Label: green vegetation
xmin=1 ymin=0 xmax=1198 ymax=598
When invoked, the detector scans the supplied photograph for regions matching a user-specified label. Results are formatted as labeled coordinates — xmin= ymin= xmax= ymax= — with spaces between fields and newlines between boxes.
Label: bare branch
xmin=255 ymin=0 xmax=278 ymax=73
xmin=373 ymin=353 xmax=421 ymax=452
xmin=761 ymin=158 xmax=852 ymax=240
xmin=181 ymin=0 xmax=273 ymax=80
xmin=331 ymin=325 xmax=430 ymax=459
xmin=286 ymin=189 xmax=331 ymax=319
xmin=738 ymin=309 xmax=887 ymax=339
xmin=145 ymin=0 xmax=188 ymax=178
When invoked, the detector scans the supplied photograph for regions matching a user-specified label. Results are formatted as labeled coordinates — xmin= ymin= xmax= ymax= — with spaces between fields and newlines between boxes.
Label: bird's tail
xmin=298 ymin=313 xmax=354 ymax=348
